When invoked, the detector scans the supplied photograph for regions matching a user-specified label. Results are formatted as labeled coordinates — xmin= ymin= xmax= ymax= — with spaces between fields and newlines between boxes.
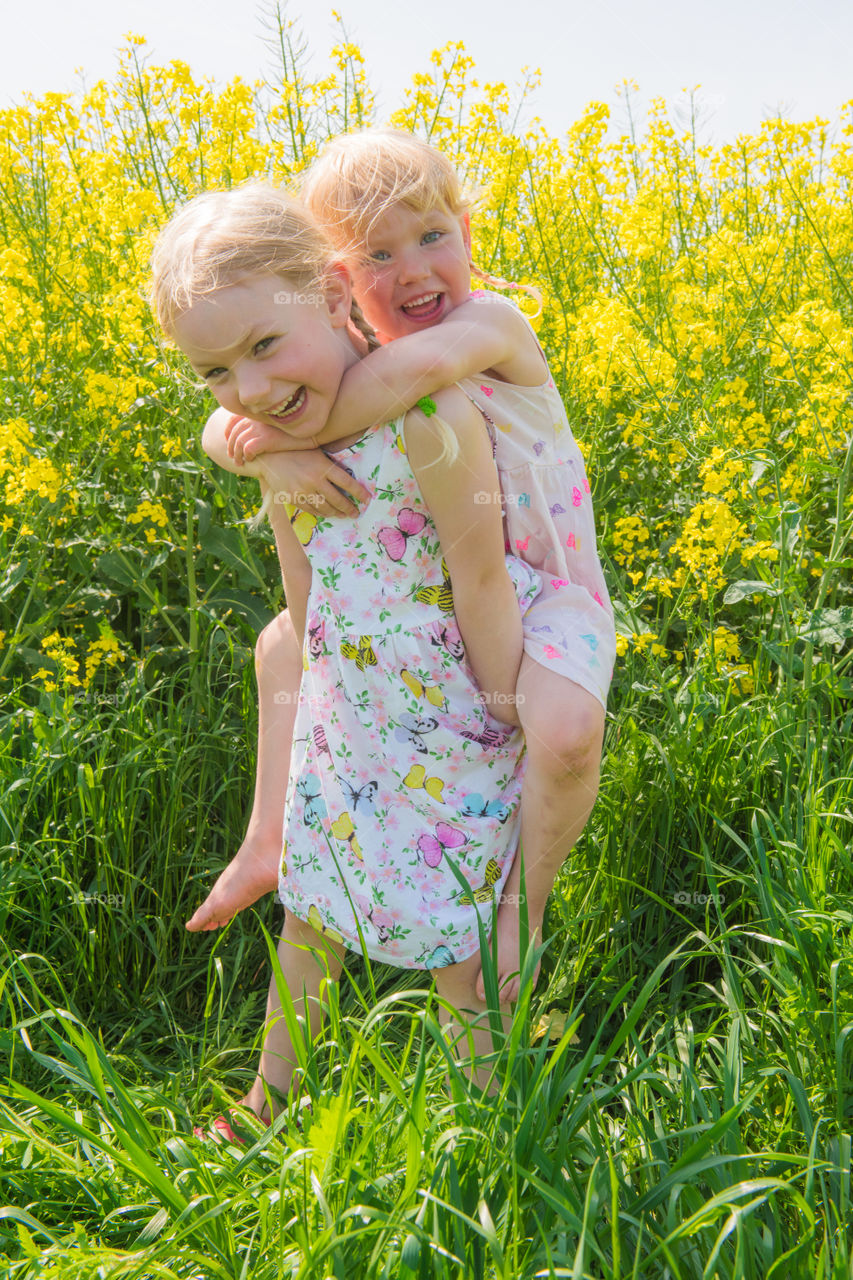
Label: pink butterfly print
xmin=417 ymin=821 xmax=467 ymax=868
xmin=572 ymin=487 xmax=583 ymax=507
xmin=583 ymin=478 xmax=591 ymax=494
xmin=551 ymin=578 xmax=570 ymax=589
xmin=594 ymin=590 xmax=606 ymax=608
xmin=544 ymin=644 xmax=560 ymax=659
xmin=516 ymin=536 xmax=530 ymax=552
xmin=480 ymin=384 xmax=494 ymax=397
xmin=377 ymin=507 xmax=427 ymax=561
xmin=566 ymin=532 xmax=577 ymax=550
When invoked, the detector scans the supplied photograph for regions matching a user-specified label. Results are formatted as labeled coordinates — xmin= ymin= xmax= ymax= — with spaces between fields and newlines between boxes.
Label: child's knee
xmin=520 ymin=685 xmax=604 ymax=779
xmin=282 ymin=912 xmax=344 ymax=972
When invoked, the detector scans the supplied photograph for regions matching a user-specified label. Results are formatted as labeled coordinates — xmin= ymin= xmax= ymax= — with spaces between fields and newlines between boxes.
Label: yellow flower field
xmin=0 ymin=33 xmax=849 ymax=699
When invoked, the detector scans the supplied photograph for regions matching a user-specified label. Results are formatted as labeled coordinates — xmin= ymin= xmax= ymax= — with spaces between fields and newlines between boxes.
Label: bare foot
xmin=186 ymin=835 xmax=280 ymax=932
xmin=475 ymin=897 xmax=544 ymax=1004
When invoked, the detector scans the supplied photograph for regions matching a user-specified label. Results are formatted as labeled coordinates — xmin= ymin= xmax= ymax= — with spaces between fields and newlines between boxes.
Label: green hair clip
xmin=416 ymin=396 xmax=437 ymax=417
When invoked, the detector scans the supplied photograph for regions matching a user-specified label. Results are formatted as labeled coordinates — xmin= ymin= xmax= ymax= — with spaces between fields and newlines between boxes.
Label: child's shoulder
xmin=454 ymin=289 xmax=528 ymax=330
xmin=405 ymin=384 xmax=482 ymax=430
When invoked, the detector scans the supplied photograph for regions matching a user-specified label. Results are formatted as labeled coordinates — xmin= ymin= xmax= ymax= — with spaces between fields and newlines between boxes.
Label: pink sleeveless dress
xmin=459 ymin=300 xmax=616 ymax=707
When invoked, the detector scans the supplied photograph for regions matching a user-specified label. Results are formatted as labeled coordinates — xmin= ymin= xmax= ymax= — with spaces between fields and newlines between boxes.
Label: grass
xmin=2 ymin=615 xmax=851 ymax=1276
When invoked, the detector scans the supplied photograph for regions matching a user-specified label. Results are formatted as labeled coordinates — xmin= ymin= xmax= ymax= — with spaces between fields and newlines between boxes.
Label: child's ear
xmin=324 ymin=262 xmax=353 ymax=328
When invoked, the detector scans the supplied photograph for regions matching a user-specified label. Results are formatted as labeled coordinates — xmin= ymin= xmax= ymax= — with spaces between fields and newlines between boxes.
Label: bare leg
xmin=187 ymin=610 xmax=303 ymax=931
xmin=476 ymin=660 xmax=606 ymax=1002
xmin=242 ymin=911 xmax=345 ymax=1123
xmin=433 ymin=948 xmax=512 ymax=1095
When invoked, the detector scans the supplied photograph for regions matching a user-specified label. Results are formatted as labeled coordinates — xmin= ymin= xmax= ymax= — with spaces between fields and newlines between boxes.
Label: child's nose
xmin=236 ymin=365 xmax=271 ymax=409
xmin=397 ymin=249 xmax=429 ymax=284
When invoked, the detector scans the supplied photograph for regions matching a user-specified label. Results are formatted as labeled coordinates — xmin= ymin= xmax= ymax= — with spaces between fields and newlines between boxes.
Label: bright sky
xmin=5 ymin=0 xmax=851 ymax=146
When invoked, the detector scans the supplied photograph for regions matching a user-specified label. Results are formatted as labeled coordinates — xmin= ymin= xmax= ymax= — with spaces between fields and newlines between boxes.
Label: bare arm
xmin=258 ymin=474 xmax=312 ymax=648
xmin=404 ymin=386 xmax=522 ymax=722
xmin=201 ymin=406 xmax=370 ymax=517
xmin=316 ymin=296 xmax=543 ymax=445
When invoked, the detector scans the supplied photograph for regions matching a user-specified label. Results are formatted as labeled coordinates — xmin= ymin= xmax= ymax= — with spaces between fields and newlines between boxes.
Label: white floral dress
xmin=278 ymin=415 xmax=540 ymax=969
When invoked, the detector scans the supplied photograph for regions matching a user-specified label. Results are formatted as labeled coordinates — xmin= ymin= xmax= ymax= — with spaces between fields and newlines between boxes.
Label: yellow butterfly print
xmin=401 ymin=668 xmax=447 ymax=711
xmin=281 ymin=841 xmax=287 ymax=879
xmin=456 ymin=858 xmax=501 ymax=905
xmin=307 ymin=902 xmax=344 ymax=944
xmin=496 ymin=422 xmax=511 ymax=434
xmin=330 ymin=811 xmax=363 ymax=861
xmin=290 ymin=508 xmax=319 ymax=546
xmin=415 ymin=560 xmax=454 ymax=614
xmin=404 ymin=762 xmax=446 ymax=802
xmin=340 ymin=636 xmax=378 ymax=671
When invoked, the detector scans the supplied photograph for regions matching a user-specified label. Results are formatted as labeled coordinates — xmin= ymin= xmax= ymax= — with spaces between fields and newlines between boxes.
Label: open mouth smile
xmin=266 ymin=387 xmax=307 ymax=422
xmin=400 ymin=292 xmax=444 ymax=321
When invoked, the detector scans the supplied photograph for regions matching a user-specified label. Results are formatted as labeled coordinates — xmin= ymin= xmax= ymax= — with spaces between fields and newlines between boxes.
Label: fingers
xmin=323 ymin=463 xmax=371 ymax=515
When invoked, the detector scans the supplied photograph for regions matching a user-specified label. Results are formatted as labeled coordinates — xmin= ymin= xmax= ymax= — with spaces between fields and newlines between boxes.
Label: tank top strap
xmin=454 ymin=382 xmax=498 ymax=460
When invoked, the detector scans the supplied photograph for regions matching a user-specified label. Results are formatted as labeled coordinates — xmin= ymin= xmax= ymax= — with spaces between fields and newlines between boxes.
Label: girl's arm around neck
xmin=404 ymin=386 xmax=522 ymax=723
xmin=316 ymin=295 xmax=541 ymax=446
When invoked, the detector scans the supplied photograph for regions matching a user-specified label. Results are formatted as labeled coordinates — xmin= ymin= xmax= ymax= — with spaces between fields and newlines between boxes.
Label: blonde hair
xmin=150 ymin=181 xmax=459 ymax=506
xmin=150 ymin=182 xmax=379 ymax=350
xmin=300 ymin=128 xmax=534 ymax=298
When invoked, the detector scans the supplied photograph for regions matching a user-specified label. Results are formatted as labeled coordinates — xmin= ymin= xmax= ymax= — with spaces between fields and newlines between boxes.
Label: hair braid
xmin=348 ymin=297 xmax=380 ymax=351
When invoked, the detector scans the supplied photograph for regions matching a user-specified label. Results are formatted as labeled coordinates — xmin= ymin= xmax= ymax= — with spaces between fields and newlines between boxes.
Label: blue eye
xmin=422 ymin=230 xmax=442 ymax=244
xmin=368 ymin=249 xmax=391 ymax=263
xmin=253 ymin=336 xmax=276 ymax=355
xmin=204 ymin=367 xmax=227 ymax=382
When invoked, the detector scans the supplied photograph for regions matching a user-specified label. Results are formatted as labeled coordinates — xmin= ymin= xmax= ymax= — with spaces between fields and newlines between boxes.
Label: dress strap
xmin=454 ymin=383 xmax=498 ymax=460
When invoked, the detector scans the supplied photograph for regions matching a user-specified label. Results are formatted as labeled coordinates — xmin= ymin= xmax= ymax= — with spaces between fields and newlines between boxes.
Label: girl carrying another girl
xmin=152 ymin=183 xmax=542 ymax=1115
xmin=191 ymin=130 xmax=616 ymax=1009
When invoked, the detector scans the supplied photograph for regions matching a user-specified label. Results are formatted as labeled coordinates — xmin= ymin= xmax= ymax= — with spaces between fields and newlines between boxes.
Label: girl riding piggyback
xmin=153 ymin=184 xmax=543 ymax=1112
xmin=196 ymin=130 xmax=616 ymax=1005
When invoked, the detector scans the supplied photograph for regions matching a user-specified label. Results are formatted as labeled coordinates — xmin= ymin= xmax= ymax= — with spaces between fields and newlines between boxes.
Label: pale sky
xmin=4 ymin=0 xmax=851 ymax=146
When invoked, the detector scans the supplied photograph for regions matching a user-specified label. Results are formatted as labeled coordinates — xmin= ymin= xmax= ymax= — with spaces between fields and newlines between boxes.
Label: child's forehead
xmin=361 ymin=200 xmax=459 ymax=242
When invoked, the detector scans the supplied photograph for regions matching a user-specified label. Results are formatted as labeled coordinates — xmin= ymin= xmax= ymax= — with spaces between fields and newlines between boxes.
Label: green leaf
xmin=96 ymin=548 xmax=169 ymax=588
xmin=724 ymin=580 xmax=780 ymax=605
xmin=797 ymin=607 xmax=853 ymax=649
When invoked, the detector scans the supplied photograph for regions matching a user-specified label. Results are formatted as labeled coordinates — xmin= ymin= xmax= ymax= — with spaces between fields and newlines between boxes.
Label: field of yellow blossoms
xmin=1 ymin=20 xmax=851 ymax=1278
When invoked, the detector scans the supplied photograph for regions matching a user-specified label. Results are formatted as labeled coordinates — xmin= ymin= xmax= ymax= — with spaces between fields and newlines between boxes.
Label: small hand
xmin=224 ymin=415 xmax=287 ymax=466
xmin=259 ymin=451 xmax=371 ymax=518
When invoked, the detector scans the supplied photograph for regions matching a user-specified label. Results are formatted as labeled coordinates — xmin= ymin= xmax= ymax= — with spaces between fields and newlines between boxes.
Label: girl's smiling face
xmin=350 ymin=204 xmax=472 ymax=343
xmin=173 ymin=270 xmax=357 ymax=438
